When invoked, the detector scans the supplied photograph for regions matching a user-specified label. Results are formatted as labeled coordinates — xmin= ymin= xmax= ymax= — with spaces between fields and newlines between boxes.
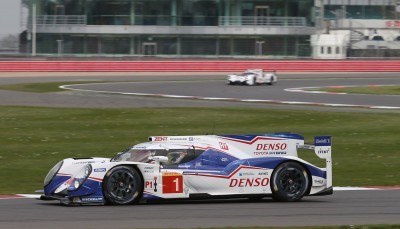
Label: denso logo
xmin=256 ymin=143 xmax=287 ymax=151
xmin=229 ymin=178 xmax=269 ymax=187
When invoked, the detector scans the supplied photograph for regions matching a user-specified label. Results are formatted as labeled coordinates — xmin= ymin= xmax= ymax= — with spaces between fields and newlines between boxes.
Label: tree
xmin=0 ymin=34 xmax=19 ymax=49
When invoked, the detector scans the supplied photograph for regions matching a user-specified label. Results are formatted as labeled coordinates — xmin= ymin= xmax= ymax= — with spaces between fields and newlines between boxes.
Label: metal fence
xmin=34 ymin=15 xmax=307 ymax=27
xmin=36 ymin=15 xmax=87 ymax=25
xmin=219 ymin=16 xmax=308 ymax=27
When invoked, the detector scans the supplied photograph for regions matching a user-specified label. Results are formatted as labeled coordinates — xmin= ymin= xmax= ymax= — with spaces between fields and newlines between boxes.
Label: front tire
xmin=271 ymin=162 xmax=310 ymax=202
xmin=103 ymin=166 xmax=143 ymax=205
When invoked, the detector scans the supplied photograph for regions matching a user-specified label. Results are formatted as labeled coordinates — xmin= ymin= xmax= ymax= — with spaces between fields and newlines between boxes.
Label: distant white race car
xmin=227 ymin=69 xmax=278 ymax=86
xmin=41 ymin=133 xmax=332 ymax=205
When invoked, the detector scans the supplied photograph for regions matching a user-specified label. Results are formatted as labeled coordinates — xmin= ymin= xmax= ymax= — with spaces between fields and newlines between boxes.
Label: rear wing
xmin=298 ymin=136 xmax=332 ymax=188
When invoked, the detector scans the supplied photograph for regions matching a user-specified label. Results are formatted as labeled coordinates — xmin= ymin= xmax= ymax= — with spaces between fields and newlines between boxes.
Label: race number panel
xmin=162 ymin=173 xmax=183 ymax=194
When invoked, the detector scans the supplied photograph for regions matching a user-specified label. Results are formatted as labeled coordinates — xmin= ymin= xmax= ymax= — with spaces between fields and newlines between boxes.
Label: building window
xmin=336 ymin=47 xmax=340 ymax=54
xmin=321 ymin=46 xmax=324 ymax=54
xmin=327 ymin=47 xmax=332 ymax=54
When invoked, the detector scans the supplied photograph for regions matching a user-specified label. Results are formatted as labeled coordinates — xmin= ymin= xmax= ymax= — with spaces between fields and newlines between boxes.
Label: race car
xmin=227 ymin=69 xmax=278 ymax=85
xmin=41 ymin=133 xmax=332 ymax=205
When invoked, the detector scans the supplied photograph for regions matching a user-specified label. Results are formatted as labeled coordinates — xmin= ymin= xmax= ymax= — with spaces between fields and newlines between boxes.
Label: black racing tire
xmin=271 ymin=161 xmax=310 ymax=202
xmin=268 ymin=76 xmax=275 ymax=85
xmin=103 ymin=166 xmax=143 ymax=205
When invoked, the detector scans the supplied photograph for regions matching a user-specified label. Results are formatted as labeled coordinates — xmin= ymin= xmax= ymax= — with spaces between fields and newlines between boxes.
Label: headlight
xmin=67 ymin=164 xmax=92 ymax=191
xmin=44 ymin=160 xmax=63 ymax=186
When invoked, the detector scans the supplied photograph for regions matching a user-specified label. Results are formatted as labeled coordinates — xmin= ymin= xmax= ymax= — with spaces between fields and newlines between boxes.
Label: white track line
xmin=60 ymin=82 xmax=400 ymax=110
xmin=285 ymin=84 xmax=400 ymax=95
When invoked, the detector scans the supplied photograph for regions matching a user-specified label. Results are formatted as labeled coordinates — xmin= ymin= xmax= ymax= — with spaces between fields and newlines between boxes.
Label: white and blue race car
xmin=41 ymin=133 xmax=332 ymax=205
xmin=227 ymin=69 xmax=278 ymax=85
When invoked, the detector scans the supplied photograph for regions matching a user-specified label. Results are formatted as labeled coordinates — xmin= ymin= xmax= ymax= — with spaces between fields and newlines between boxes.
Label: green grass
xmin=0 ymin=81 xmax=104 ymax=93
xmin=0 ymin=79 xmax=218 ymax=93
xmin=0 ymin=106 xmax=399 ymax=194
xmin=310 ymin=85 xmax=400 ymax=95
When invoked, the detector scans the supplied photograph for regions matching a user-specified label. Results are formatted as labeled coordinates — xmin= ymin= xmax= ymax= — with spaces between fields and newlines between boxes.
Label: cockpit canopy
xmin=111 ymin=147 xmax=195 ymax=165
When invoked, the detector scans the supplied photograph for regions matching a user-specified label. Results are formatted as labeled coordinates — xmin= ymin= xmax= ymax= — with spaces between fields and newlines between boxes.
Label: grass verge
xmin=0 ymin=81 xmax=104 ymax=93
xmin=0 ymin=106 xmax=399 ymax=194
xmin=310 ymin=85 xmax=400 ymax=95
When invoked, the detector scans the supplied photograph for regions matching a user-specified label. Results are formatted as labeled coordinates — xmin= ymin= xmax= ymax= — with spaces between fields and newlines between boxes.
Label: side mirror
xmin=150 ymin=156 xmax=169 ymax=165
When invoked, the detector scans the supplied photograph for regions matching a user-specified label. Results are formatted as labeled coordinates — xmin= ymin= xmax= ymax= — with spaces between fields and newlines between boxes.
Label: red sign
xmin=386 ymin=20 xmax=400 ymax=28
xmin=162 ymin=173 xmax=183 ymax=194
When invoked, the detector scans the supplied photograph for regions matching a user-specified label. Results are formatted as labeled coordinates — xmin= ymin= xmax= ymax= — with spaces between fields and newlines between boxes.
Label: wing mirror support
xmin=150 ymin=156 xmax=169 ymax=166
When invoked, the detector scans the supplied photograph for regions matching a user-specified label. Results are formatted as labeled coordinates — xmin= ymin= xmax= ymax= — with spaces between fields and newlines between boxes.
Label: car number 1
xmin=162 ymin=173 xmax=183 ymax=194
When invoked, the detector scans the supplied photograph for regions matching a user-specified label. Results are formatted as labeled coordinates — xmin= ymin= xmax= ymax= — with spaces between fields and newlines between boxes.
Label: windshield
xmin=111 ymin=148 xmax=190 ymax=165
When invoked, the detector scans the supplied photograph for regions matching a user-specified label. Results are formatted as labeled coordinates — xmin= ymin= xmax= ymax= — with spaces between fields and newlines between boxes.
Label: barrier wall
xmin=0 ymin=60 xmax=400 ymax=72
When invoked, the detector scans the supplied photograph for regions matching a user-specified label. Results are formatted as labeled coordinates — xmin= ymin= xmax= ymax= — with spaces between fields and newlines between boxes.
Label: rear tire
xmin=271 ymin=162 xmax=310 ymax=202
xmin=268 ymin=76 xmax=275 ymax=85
xmin=103 ymin=166 xmax=143 ymax=205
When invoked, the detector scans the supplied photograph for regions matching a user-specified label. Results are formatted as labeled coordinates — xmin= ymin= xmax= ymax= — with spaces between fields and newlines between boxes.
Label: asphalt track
xmin=62 ymin=76 xmax=400 ymax=109
xmin=0 ymin=72 xmax=400 ymax=228
xmin=0 ymin=72 xmax=399 ymax=111
xmin=0 ymin=190 xmax=400 ymax=229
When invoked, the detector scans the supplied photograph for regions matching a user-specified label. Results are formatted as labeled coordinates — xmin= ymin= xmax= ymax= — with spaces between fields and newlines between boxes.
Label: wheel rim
xmin=277 ymin=167 xmax=306 ymax=196
xmin=107 ymin=170 xmax=137 ymax=202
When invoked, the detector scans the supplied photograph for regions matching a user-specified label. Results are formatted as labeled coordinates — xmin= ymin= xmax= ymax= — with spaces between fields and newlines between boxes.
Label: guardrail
xmin=219 ymin=16 xmax=307 ymax=27
xmin=0 ymin=60 xmax=400 ymax=72
xmin=33 ymin=15 xmax=307 ymax=27
xmin=36 ymin=15 xmax=87 ymax=25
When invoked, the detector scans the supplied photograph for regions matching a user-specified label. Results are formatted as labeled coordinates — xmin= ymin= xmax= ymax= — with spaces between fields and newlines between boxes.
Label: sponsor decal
xmin=93 ymin=168 xmax=106 ymax=172
xmin=219 ymin=142 xmax=229 ymax=150
xmin=154 ymin=137 xmax=168 ymax=141
xmin=162 ymin=172 xmax=181 ymax=176
xmin=317 ymin=148 xmax=330 ymax=155
xmin=144 ymin=166 xmax=155 ymax=173
xmin=169 ymin=137 xmax=188 ymax=141
xmin=313 ymin=178 xmax=326 ymax=186
xmin=144 ymin=167 xmax=155 ymax=173
xmin=72 ymin=161 xmax=95 ymax=164
xmin=254 ymin=151 xmax=287 ymax=156
xmin=258 ymin=172 xmax=269 ymax=176
xmin=145 ymin=177 xmax=159 ymax=193
xmin=189 ymin=137 xmax=194 ymax=141
xmin=154 ymin=177 xmax=158 ymax=192
xmin=254 ymin=143 xmax=287 ymax=156
xmin=81 ymin=197 xmax=103 ymax=202
xmin=315 ymin=136 xmax=332 ymax=146
xmin=229 ymin=178 xmax=269 ymax=187
xmin=256 ymin=143 xmax=287 ymax=151
xmin=220 ymin=157 xmax=228 ymax=162
xmin=239 ymin=172 xmax=255 ymax=177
